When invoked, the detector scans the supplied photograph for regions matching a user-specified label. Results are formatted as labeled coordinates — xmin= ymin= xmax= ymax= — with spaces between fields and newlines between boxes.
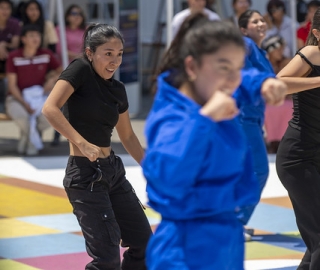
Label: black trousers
xmin=276 ymin=126 xmax=320 ymax=269
xmin=64 ymin=152 xmax=152 ymax=270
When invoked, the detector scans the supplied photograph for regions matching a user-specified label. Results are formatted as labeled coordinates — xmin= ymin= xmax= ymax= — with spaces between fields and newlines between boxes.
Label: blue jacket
xmin=234 ymin=37 xmax=275 ymax=127
xmin=142 ymin=72 xmax=260 ymax=221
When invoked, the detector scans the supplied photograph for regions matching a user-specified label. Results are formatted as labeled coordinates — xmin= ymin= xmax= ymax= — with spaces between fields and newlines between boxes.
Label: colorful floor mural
xmin=0 ymin=155 xmax=304 ymax=270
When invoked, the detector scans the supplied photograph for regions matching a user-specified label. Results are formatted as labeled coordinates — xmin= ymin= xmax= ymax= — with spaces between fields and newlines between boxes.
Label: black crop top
xmin=289 ymin=51 xmax=320 ymax=138
xmin=59 ymin=58 xmax=129 ymax=147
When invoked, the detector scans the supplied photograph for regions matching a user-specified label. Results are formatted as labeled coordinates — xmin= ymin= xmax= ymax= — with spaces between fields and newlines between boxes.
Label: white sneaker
xmin=17 ymin=134 xmax=28 ymax=154
xmin=244 ymin=232 xmax=252 ymax=242
xmin=26 ymin=143 xmax=39 ymax=156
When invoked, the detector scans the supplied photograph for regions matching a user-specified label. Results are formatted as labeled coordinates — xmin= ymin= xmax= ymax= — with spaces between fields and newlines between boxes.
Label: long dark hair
xmin=82 ymin=23 xmax=124 ymax=61
xmin=306 ymin=7 xmax=320 ymax=47
xmin=238 ymin=9 xmax=262 ymax=29
xmin=160 ymin=12 xmax=245 ymax=89
xmin=21 ymin=0 xmax=45 ymax=34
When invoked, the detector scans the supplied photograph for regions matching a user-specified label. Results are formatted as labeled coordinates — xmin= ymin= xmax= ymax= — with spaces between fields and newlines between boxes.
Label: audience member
xmin=0 ymin=0 xmax=20 ymax=114
xmin=56 ymin=4 xmax=86 ymax=64
xmin=264 ymin=0 xmax=299 ymax=58
xmin=5 ymin=24 xmax=61 ymax=155
xmin=21 ymin=0 xmax=58 ymax=52
xmin=261 ymin=35 xmax=293 ymax=153
xmin=225 ymin=0 xmax=251 ymax=26
xmin=296 ymin=0 xmax=308 ymax=23
xmin=171 ymin=0 xmax=220 ymax=40
xmin=52 ymin=4 xmax=86 ymax=146
xmin=297 ymin=0 xmax=320 ymax=49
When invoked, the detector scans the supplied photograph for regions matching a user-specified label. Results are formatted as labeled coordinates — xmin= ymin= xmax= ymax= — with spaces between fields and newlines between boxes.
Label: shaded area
xmin=0 ymin=138 xmax=133 ymax=157
xmin=252 ymin=234 xmax=306 ymax=253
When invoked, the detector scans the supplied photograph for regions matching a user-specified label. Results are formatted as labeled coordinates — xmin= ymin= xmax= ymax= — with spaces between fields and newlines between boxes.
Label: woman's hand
xmin=78 ymin=141 xmax=102 ymax=162
xmin=200 ymin=91 xmax=239 ymax=121
xmin=261 ymin=78 xmax=287 ymax=106
xmin=23 ymin=102 xmax=35 ymax=114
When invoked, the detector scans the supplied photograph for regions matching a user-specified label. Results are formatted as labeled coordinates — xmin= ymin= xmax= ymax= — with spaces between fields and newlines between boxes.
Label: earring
xmin=189 ymin=75 xmax=196 ymax=82
xmin=317 ymin=37 xmax=319 ymax=42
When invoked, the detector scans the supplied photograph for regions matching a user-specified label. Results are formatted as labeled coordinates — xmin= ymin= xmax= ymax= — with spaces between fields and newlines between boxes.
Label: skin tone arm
xmin=42 ymin=80 xmax=102 ymax=161
xmin=116 ymin=110 xmax=145 ymax=164
xmin=277 ymin=46 xmax=320 ymax=94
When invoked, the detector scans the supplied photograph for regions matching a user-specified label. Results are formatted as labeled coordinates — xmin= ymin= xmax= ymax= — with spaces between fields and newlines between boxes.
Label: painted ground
xmin=0 ymin=154 xmax=304 ymax=270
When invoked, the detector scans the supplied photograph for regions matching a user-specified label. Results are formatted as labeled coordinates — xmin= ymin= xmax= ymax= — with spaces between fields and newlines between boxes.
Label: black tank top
xmin=289 ymin=51 xmax=320 ymax=141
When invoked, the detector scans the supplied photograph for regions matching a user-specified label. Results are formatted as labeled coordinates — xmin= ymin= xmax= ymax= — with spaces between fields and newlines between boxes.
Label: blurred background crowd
xmin=0 ymin=0 xmax=316 ymax=156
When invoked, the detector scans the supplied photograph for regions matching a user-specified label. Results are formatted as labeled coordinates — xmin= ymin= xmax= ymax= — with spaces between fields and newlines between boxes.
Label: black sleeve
xmin=58 ymin=58 xmax=88 ymax=90
xmin=115 ymin=80 xmax=129 ymax=113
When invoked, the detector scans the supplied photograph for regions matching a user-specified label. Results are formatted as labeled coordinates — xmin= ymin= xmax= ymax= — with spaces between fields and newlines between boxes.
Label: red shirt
xmin=297 ymin=21 xmax=311 ymax=44
xmin=6 ymin=48 xmax=60 ymax=91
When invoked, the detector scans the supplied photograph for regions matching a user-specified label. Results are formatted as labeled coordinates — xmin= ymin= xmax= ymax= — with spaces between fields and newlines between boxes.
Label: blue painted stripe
xmin=0 ymin=233 xmax=85 ymax=259
xmin=247 ymin=203 xmax=298 ymax=233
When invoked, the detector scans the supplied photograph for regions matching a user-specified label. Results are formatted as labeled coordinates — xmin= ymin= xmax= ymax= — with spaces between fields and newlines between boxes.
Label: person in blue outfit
xmin=142 ymin=13 xmax=262 ymax=270
xmin=234 ymin=10 xmax=287 ymax=235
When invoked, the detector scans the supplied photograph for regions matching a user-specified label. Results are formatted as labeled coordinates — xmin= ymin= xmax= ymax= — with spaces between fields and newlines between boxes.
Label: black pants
xmin=276 ymin=126 xmax=320 ymax=269
xmin=64 ymin=152 xmax=152 ymax=270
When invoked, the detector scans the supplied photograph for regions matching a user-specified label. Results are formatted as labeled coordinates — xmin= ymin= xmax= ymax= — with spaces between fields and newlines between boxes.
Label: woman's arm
xmin=42 ymin=80 xmax=101 ymax=161
xmin=277 ymin=46 xmax=320 ymax=94
xmin=115 ymin=110 xmax=144 ymax=164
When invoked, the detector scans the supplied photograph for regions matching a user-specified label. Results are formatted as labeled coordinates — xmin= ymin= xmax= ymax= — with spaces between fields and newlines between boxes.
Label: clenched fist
xmin=261 ymin=78 xmax=287 ymax=106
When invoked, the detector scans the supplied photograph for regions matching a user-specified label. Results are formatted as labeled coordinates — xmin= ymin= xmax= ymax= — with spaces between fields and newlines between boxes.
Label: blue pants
xmin=147 ymin=213 xmax=244 ymax=270
xmin=238 ymin=122 xmax=269 ymax=225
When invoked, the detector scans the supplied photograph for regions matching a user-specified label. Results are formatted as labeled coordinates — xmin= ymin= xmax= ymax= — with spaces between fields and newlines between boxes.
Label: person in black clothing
xmin=42 ymin=23 xmax=152 ymax=270
xmin=276 ymin=7 xmax=320 ymax=269
xmin=296 ymin=0 xmax=308 ymax=23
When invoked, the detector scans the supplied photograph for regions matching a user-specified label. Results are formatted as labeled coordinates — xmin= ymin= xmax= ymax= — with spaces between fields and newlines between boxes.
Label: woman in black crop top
xmin=276 ymin=7 xmax=320 ymax=269
xmin=42 ymin=24 xmax=152 ymax=270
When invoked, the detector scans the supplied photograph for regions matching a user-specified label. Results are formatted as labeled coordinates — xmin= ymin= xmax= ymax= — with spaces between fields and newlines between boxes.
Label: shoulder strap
xmin=296 ymin=50 xmax=314 ymax=69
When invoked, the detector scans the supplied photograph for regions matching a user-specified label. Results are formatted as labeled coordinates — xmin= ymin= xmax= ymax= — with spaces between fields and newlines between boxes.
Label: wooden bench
xmin=0 ymin=113 xmax=11 ymax=121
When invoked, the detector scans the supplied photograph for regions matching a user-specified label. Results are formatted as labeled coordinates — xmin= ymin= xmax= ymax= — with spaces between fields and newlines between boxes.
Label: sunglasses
xmin=69 ymin=11 xmax=81 ymax=16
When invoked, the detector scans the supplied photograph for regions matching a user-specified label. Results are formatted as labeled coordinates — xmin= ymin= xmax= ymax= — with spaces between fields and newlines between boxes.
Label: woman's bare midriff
xmin=69 ymin=142 xmax=111 ymax=158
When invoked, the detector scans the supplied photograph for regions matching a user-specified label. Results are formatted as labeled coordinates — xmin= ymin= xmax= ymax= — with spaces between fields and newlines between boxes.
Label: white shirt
xmin=171 ymin=8 xmax=221 ymax=41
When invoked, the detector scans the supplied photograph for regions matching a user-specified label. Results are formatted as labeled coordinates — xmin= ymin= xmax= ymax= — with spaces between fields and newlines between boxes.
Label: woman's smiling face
xmin=242 ymin=12 xmax=267 ymax=46
xmin=87 ymin=37 xmax=124 ymax=80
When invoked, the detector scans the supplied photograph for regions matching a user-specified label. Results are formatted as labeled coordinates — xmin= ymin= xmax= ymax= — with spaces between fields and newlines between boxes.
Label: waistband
xmin=68 ymin=150 xmax=116 ymax=167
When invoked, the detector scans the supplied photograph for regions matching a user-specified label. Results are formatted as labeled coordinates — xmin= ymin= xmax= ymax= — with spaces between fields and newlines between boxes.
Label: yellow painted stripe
xmin=245 ymin=242 xmax=303 ymax=260
xmin=0 ymin=218 xmax=60 ymax=238
xmin=0 ymin=183 xmax=72 ymax=217
xmin=0 ymin=259 xmax=40 ymax=270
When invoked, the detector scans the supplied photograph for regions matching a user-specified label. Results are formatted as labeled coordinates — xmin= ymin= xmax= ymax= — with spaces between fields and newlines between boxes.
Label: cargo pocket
xmin=101 ymin=209 xmax=121 ymax=246
xmin=64 ymin=164 xmax=95 ymax=190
